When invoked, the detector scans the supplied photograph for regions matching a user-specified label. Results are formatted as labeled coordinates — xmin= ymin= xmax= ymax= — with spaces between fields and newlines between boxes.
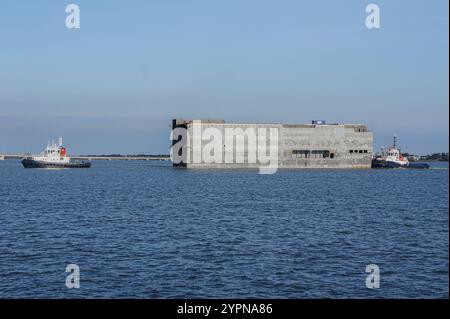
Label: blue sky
xmin=0 ymin=0 xmax=448 ymax=154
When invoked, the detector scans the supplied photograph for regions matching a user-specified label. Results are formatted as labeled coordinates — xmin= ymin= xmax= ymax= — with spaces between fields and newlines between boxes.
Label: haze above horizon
xmin=0 ymin=0 xmax=448 ymax=154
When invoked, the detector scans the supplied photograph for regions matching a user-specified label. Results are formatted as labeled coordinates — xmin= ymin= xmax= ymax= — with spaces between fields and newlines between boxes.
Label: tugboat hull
xmin=371 ymin=159 xmax=429 ymax=169
xmin=22 ymin=159 xmax=91 ymax=169
xmin=371 ymin=159 xmax=403 ymax=169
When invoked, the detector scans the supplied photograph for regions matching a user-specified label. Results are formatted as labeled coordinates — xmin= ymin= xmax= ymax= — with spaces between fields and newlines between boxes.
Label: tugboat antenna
xmin=393 ymin=134 xmax=397 ymax=148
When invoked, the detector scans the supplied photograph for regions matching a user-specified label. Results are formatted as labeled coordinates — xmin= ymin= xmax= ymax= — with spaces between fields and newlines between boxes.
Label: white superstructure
xmin=28 ymin=137 xmax=70 ymax=164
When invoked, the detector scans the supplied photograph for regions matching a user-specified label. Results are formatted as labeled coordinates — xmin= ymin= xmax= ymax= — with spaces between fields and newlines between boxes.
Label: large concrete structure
xmin=171 ymin=119 xmax=373 ymax=169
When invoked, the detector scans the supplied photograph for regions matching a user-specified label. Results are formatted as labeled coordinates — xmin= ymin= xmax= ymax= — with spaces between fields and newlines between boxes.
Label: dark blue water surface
xmin=0 ymin=160 xmax=448 ymax=298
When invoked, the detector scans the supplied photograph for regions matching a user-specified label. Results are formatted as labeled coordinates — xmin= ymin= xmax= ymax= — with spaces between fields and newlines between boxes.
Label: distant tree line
xmin=419 ymin=153 xmax=449 ymax=162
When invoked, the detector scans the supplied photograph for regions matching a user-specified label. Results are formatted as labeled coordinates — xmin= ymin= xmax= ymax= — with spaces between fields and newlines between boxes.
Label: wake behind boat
xmin=21 ymin=138 xmax=91 ymax=169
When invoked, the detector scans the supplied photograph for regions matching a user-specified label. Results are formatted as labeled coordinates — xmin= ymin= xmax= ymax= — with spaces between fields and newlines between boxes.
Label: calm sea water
xmin=0 ymin=160 xmax=448 ymax=298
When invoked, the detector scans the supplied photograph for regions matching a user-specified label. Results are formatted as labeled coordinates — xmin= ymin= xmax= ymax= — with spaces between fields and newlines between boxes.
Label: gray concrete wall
xmin=280 ymin=124 xmax=373 ymax=168
xmin=171 ymin=119 xmax=373 ymax=169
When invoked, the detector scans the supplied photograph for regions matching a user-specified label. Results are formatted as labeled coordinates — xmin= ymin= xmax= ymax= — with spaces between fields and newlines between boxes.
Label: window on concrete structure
xmin=293 ymin=150 xmax=335 ymax=159
xmin=292 ymin=150 xmax=310 ymax=158
xmin=311 ymin=150 xmax=330 ymax=158
xmin=349 ymin=150 xmax=354 ymax=154
xmin=364 ymin=150 xmax=368 ymax=153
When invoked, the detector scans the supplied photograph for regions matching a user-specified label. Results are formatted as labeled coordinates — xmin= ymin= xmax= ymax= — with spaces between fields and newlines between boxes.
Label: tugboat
xmin=22 ymin=138 xmax=91 ymax=169
xmin=371 ymin=135 xmax=429 ymax=169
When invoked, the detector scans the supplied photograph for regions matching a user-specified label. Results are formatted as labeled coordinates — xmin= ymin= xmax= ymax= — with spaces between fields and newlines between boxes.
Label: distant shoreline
xmin=78 ymin=154 xmax=170 ymax=158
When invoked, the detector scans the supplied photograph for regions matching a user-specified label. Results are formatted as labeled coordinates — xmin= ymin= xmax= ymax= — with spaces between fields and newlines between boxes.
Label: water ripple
xmin=0 ymin=160 xmax=448 ymax=298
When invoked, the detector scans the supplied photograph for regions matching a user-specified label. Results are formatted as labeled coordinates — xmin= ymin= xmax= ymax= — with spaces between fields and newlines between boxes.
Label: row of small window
xmin=292 ymin=150 xmax=335 ymax=159
xmin=349 ymin=150 xmax=369 ymax=154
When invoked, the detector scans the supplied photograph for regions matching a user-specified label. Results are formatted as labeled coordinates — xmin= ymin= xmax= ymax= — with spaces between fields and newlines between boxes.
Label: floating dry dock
xmin=171 ymin=119 xmax=373 ymax=169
